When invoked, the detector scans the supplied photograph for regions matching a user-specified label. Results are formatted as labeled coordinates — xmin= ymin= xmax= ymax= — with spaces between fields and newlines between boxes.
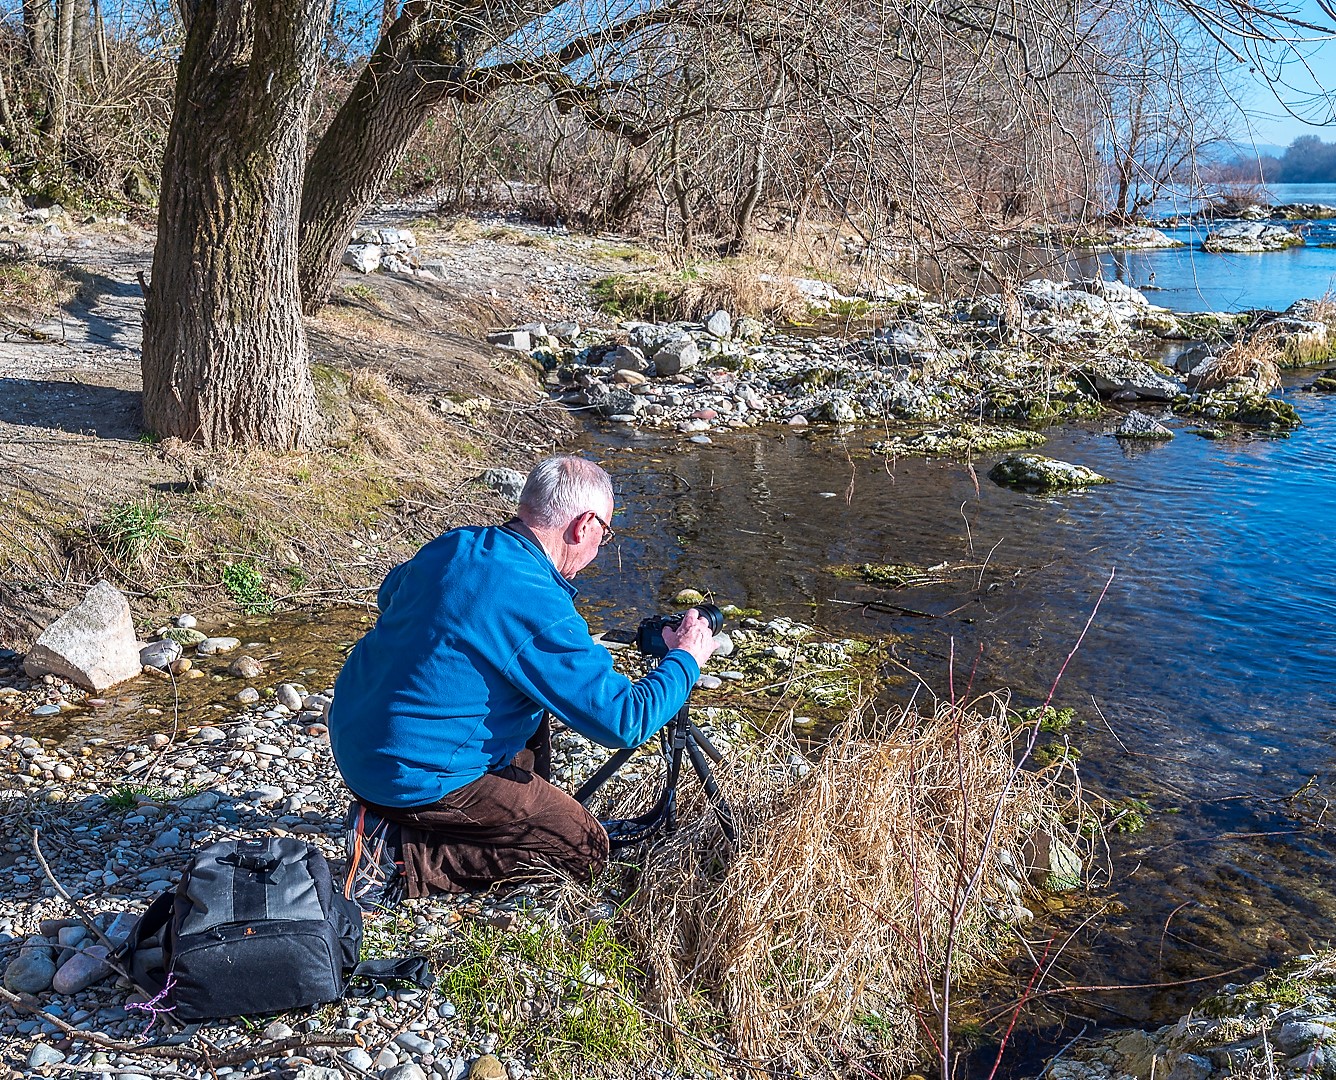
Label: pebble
xmin=196 ymin=726 xmax=226 ymax=742
xmin=468 ymin=1054 xmax=508 ymax=1080
xmin=236 ymin=687 xmax=261 ymax=704
xmin=175 ymin=613 xmax=198 ymax=628
xmin=31 ymin=703 xmax=60 ymax=716
xmin=276 ymin=683 xmax=305 ymax=711
xmin=383 ymin=1065 xmax=429 ymax=1080
xmin=342 ymin=1047 xmax=375 ymax=1070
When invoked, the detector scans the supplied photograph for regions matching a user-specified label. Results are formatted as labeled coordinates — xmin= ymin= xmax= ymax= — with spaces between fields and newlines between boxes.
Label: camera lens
xmin=695 ymin=603 xmax=724 ymax=635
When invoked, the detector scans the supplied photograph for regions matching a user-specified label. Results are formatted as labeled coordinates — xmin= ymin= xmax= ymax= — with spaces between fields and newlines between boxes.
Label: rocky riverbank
xmin=1049 ymin=952 xmax=1336 ymax=1080
xmin=2 ymin=591 xmax=956 ymax=1079
xmin=493 ymin=279 xmax=1331 ymax=442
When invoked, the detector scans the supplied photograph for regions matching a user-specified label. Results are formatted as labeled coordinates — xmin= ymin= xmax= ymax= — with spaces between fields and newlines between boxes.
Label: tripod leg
xmin=685 ymin=736 xmax=737 ymax=846
xmin=574 ymin=747 xmax=638 ymax=806
xmin=685 ymin=720 xmax=726 ymax=763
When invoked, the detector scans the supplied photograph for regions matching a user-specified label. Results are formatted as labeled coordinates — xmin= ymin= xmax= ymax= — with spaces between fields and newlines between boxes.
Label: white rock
xmin=22 ymin=581 xmax=142 ymax=691
xmin=342 ymin=243 xmax=383 ymax=273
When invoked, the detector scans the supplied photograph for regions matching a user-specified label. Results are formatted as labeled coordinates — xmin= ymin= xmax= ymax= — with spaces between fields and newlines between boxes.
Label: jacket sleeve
xmin=501 ymin=613 xmax=700 ymax=749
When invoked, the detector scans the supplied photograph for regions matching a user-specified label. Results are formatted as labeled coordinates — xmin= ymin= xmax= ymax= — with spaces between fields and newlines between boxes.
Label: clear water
xmin=1054 ymin=183 xmax=1336 ymax=313
xmin=573 ymin=382 xmax=1336 ymax=1051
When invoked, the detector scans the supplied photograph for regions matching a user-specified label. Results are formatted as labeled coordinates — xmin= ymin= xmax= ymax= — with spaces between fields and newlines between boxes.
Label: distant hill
xmin=1216 ymin=135 xmax=1336 ymax=183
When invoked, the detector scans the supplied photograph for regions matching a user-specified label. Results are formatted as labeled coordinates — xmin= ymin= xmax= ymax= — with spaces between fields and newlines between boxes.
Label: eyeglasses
xmin=591 ymin=511 xmax=616 ymax=547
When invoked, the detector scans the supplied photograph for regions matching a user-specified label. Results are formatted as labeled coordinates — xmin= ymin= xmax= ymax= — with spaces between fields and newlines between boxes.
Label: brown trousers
xmin=361 ymin=719 xmax=610 ymax=897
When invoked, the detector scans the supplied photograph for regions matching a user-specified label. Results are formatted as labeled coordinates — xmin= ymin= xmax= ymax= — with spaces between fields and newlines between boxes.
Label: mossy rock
xmin=872 ymin=422 xmax=1046 ymax=458
xmin=830 ymin=563 xmax=952 ymax=588
xmin=1172 ymin=392 xmax=1301 ymax=430
xmin=1174 ymin=312 xmax=1249 ymax=343
xmin=1311 ymin=371 xmax=1336 ymax=392
xmin=988 ymin=454 xmax=1112 ymax=492
xmin=983 ymin=387 xmax=1103 ymax=423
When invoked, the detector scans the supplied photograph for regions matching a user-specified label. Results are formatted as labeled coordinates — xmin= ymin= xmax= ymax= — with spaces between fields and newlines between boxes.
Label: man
xmin=328 ymin=455 xmax=718 ymax=904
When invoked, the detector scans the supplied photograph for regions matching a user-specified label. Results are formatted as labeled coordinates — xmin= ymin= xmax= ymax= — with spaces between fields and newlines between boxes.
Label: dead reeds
xmin=1187 ymin=334 xmax=1282 ymax=393
xmin=614 ymin=693 xmax=1081 ymax=1075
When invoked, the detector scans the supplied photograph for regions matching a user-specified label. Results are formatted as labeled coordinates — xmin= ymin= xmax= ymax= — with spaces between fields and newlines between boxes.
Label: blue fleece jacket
xmin=327 ymin=524 xmax=700 ymax=808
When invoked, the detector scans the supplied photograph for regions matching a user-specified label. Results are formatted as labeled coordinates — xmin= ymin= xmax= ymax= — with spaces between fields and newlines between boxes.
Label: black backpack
xmin=115 ymin=836 xmax=431 ymax=1021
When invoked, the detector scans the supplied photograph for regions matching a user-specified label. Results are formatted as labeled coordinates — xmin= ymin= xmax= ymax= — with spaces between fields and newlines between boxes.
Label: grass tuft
xmin=87 ymin=497 xmax=181 ymax=575
xmin=613 ymin=693 xmax=1082 ymax=1073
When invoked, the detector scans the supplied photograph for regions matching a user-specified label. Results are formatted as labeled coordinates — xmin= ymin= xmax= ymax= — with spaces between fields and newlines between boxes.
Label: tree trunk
xmin=297 ymin=10 xmax=455 ymax=313
xmin=140 ymin=0 xmax=332 ymax=449
xmin=729 ymin=72 xmax=785 ymax=254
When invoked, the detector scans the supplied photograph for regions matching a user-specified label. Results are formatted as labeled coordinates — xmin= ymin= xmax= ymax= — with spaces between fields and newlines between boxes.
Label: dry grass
xmin=613 ymin=693 xmax=1081 ymax=1075
xmin=594 ymin=260 xmax=811 ymax=323
xmin=1188 ymin=335 xmax=1282 ymax=393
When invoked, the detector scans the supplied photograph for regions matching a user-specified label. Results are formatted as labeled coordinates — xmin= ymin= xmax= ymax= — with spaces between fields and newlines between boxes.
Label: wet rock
xmin=989 ymin=454 xmax=1110 ymax=493
xmin=229 ymin=655 xmax=263 ymax=679
xmin=589 ymin=385 xmax=638 ymax=418
xmin=197 ymin=637 xmax=241 ymax=655
xmin=22 ymin=581 xmax=142 ymax=691
xmin=1114 ymin=411 xmax=1173 ymax=439
xmin=276 ymin=683 xmax=305 ymax=711
xmin=1203 ymin=222 xmax=1304 ymax=252
xmin=162 ymin=626 xmax=207 ymax=646
xmin=139 ymin=640 xmax=183 ymax=670
xmin=1023 ymin=830 xmax=1084 ymax=890
xmin=479 ymin=467 xmax=525 ymax=501
xmin=675 ymin=589 xmax=706 ymax=605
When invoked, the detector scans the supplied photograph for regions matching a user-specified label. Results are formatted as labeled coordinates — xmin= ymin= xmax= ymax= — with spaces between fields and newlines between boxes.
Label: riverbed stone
xmin=988 ymin=454 xmax=1107 ymax=494
xmin=1022 ymin=830 xmax=1084 ymax=890
xmin=653 ymin=337 xmax=701 ymax=377
xmin=52 ymin=945 xmax=112 ymax=994
xmin=197 ymin=637 xmax=241 ymax=655
xmin=1084 ymin=357 xmax=1183 ymax=400
xmin=606 ymin=345 xmax=647 ymax=372
xmin=162 ymin=626 xmax=207 ymax=646
xmin=139 ymin=639 xmax=182 ymax=670
xmin=25 ymin=1044 xmax=66 ymax=1070
xmin=705 ymin=310 xmax=733 ymax=339
xmin=468 ymin=1056 xmax=507 ymax=1080
xmin=1114 ymin=411 xmax=1173 ymax=439
xmin=229 ymin=654 xmax=264 ymax=679
xmin=4 ymin=940 xmax=55 ymax=993
xmin=23 ymin=581 xmax=142 ymax=691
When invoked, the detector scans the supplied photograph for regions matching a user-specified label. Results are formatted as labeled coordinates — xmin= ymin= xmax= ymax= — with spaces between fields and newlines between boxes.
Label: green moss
xmin=983 ymin=387 xmax=1103 ymax=423
xmin=1108 ymin=796 xmax=1152 ymax=834
xmin=1174 ymin=312 xmax=1249 ymax=343
xmin=221 ymin=561 xmax=271 ymax=615
xmin=1016 ymin=705 xmax=1077 ymax=732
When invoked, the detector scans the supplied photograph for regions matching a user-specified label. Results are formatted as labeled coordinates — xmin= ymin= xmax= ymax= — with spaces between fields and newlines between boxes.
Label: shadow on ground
xmin=0 ymin=377 xmax=142 ymax=439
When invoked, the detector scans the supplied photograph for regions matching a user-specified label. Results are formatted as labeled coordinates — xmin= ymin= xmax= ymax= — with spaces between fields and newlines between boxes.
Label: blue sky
xmin=1231 ymin=0 xmax=1336 ymax=148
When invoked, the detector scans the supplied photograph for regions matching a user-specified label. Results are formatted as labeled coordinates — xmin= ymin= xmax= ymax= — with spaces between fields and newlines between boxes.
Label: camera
xmin=635 ymin=603 xmax=725 ymax=658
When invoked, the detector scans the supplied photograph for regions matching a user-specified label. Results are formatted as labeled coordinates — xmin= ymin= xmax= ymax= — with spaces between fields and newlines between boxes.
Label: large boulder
xmin=1202 ymin=222 xmax=1304 ymax=253
xmin=605 ymin=345 xmax=647 ymax=373
xmin=1071 ymin=277 xmax=1150 ymax=307
xmin=23 ymin=581 xmax=142 ymax=691
xmin=478 ymin=468 xmax=525 ymax=502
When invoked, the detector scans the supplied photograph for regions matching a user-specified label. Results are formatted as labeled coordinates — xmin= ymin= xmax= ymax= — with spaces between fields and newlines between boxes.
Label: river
xmin=1057 ymin=182 xmax=1336 ymax=313
xmin=569 ymin=373 xmax=1336 ymax=1064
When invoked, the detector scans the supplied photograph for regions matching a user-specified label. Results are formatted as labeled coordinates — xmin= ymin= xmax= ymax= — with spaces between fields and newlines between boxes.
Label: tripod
xmin=574 ymin=699 xmax=737 ymax=849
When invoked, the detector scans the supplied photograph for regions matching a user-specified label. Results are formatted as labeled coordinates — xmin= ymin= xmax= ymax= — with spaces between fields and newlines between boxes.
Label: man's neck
xmin=506 ymin=517 xmax=568 ymax=577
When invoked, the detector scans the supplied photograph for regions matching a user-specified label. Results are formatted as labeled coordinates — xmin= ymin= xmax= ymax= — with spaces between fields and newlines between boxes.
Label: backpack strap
xmin=348 ymin=955 xmax=435 ymax=990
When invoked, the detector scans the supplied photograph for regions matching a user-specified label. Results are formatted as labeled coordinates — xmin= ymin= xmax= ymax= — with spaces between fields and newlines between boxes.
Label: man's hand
xmin=662 ymin=608 xmax=719 ymax=670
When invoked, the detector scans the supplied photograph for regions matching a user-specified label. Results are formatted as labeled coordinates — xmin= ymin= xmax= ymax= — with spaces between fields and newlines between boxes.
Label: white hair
xmin=518 ymin=456 xmax=613 ymax=529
